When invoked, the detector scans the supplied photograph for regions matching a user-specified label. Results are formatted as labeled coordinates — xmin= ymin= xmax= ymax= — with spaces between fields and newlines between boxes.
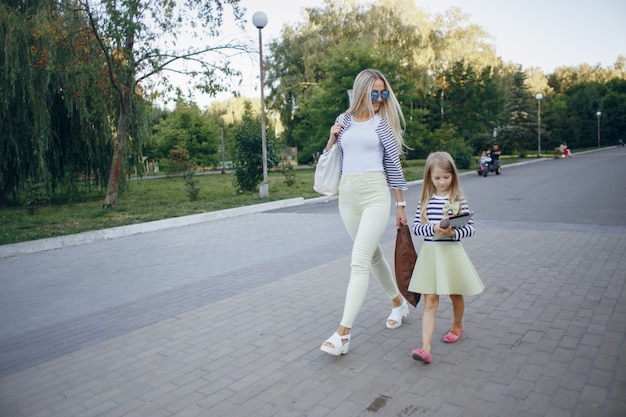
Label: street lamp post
xmin=535 ymin=93 xmax=543 ymax=158
xmin=596 ymin=111 xmax=602 ymax=148
xmin=252 ymin=11 xmax=269 ymax=198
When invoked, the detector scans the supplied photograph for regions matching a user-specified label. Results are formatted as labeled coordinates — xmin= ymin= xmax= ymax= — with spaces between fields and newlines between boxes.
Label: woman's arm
xmin=394 ymin=189 xmax=407 ymax=229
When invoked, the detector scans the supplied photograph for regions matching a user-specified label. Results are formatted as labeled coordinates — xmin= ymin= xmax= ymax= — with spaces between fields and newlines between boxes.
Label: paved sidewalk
xmin=1 ymin=153 xmax=625 ymax=416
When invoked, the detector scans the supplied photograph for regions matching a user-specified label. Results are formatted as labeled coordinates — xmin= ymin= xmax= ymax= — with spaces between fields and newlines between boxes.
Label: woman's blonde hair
xmin=347 ymin=69 xmax=407 ymax=152
xmin=420 ymin=151 xmax=465 ymax=223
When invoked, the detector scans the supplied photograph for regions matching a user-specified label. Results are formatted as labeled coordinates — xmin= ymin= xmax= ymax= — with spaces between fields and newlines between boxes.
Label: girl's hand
xmin=396 ymin=207 xmax=407 ymax=229
xmin=434 ymin=222 xmax=455 ymax=237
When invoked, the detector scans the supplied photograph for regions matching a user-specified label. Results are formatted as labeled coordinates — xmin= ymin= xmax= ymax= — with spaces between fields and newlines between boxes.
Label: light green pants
xmin=338 ymin=172 xmax=401 ymax=328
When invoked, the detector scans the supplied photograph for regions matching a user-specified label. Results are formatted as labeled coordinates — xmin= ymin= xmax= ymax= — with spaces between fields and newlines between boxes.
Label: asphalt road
xmin=276 ymin=146 xmax=626 ymax=228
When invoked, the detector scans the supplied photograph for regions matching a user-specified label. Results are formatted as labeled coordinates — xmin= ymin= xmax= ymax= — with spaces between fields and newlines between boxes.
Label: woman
xmin=321 ymin=69 xmax=410 ymax=356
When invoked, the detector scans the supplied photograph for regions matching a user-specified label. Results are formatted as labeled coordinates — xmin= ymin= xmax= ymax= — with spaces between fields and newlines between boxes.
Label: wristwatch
xmin=395 ymin=201 xmax=406 ymax=207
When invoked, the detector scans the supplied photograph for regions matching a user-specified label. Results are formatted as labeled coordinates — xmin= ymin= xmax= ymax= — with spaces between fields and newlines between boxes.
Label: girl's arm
xmin=411 ymin=203 xmax=435 ymax=237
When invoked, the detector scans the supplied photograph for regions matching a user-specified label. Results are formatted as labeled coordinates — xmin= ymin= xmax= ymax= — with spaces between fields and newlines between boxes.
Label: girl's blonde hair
xmin=420 ymin=151 xmax=465 ymax=223
xmin=347 ymin=68 xmax=407 ymax=152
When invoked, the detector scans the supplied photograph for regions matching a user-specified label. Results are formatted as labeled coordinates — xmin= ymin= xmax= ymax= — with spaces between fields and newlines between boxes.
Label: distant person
xmin=618 ymin=139 xmax=624 ymax=147
xmin=491 ymin=144 xmax=501 ymax=170
xmin=558 ymin=142 xmax=566 ymax=158
xmin=479 ymin=151 xmax=490 ymax=171
xmin=320 ymin=69 xmax=410 ymax=356
xmin=408 ymin=152 xmax=484 ymax=364
xmin=563 ymin=142 xmax=572 ymax=157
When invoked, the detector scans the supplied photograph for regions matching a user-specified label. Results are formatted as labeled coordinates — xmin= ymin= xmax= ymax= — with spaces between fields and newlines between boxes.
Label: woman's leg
xmin=338 ymin=202 xmax=388 ymax=328
xmin=370 ymin=247 xmax=401 ymax=301
xmin=421 ymin=294 xmax=439 ymax=353
xmin=370 ymin=246 xmax=405 ymax=326
xmin=323 ymin=173 xmax=392 ymax=349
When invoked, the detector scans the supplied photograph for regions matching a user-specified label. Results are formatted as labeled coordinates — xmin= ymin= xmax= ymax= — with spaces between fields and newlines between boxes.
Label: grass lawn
xmin=0 ymin=156 xmax=526 ymax=246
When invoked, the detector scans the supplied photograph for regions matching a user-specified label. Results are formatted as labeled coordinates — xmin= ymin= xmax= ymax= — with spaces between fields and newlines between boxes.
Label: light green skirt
xmin=408 ymin=241 xmax=484 ymax=295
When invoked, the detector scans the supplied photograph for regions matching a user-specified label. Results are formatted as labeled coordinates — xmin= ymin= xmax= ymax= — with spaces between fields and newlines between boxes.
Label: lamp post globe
xmin=252 ymin=11 xmax=269 ymax=198
xmin=535 ymin=94 xmax=543 ymax=157
xmin=252 ymin=11 xmax=267 ymax=29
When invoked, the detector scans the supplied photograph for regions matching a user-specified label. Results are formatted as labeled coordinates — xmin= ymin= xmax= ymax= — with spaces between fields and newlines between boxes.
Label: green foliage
xmin=22 ymin=179 xmax=50 ymax=215
xmin=0 ymin=2 xmax=113 ymax=205
xmin=149 ymin=101 xmax=220 ymax=167
xmin=277 ymin=163 xmax=297 ymax=187
xmin=233 ymin=102 xmax=279 ymax=192
xmin=167 ymin=144 xmax=191 ymax=176
xmin=497 ymin=70 xmax=536 ymax=155
xmin=183 ymin=171 xmax=200 ymax=201
xmin=426 ymin=123 xmax=473 ymax=169
xmin=439 ymin=61 xmax=505 ymax=155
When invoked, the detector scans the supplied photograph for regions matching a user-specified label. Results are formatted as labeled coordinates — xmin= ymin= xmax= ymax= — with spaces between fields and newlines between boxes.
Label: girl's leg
xmin=421 ymin=294 xmax=439 ymax=353
xmin=449 ymin=294 xmax=465 ymax=333
xmin=442 ymin=294 xmax=465 ymax=343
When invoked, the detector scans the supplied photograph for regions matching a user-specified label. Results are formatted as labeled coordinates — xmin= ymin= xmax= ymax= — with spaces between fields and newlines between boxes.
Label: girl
xmin=408 ymin=152 xmax=484 ymax=363
xmin=320 ymin=69 xmax=410 ymax=356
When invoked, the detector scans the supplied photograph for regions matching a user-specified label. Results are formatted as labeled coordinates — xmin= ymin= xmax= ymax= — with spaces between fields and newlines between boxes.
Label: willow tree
xmin=75 ymin=0 xmax=248 ymax=207
xmin=0 ymin=3 xmax=43 ymax=204
xmin=0 ymin=1 xmax=112 ymax=205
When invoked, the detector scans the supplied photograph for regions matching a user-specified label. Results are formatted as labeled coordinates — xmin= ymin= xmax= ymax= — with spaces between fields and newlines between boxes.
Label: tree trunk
xmin=103 ymin=88 xmax=131 ymax=208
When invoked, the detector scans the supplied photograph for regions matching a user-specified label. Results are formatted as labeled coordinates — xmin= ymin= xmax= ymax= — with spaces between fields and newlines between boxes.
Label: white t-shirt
xmin=340 ymin=115 xmax=384 ymax=175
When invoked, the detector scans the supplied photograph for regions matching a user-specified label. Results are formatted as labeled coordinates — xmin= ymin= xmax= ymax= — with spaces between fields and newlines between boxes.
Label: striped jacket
xmin=334 ymin=113 xmax=407 ymax=190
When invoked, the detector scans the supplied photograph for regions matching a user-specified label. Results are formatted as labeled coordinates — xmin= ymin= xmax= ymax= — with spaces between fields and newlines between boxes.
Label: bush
xmin=184 ymin=171 xmax=200 ymax=201
xmin=23 ymin=180 xmax=50 ymax=215
xmin=277 ymin=162 xmax=296 ymax=187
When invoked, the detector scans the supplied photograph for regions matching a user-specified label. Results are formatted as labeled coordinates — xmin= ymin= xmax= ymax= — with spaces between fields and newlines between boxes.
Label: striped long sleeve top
xmin=334 ymin=113 xmax=407 ymax=190
xmin=412 ymin=195 xmax=475 ymax=242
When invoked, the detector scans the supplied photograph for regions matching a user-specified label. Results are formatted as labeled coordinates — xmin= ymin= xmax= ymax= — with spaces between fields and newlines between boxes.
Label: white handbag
xmin=313 ymin=143 xmax=340 ymax=196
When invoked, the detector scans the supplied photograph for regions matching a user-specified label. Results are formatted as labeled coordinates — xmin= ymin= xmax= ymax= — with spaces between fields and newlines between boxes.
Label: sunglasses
xmin=371 ymin=90 xmax=389 ymax=101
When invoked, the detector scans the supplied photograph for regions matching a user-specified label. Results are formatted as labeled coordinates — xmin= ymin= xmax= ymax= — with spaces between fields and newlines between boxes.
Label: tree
xmin=0 ymin=1 xmax=113 ymax=205
xmin=265 ymin=0 xmax=429 ymax=162
xmin=233 ymin=102 xmax=278 ymax=192
xmin=150 ymin=101 xmax=220 ymax=169
xmin=74 ymin=0 xmax=248 ymax=207
xmin=264 ymin=0 xmax=506 ymax=163
xmin=497 ymin=69 xmax=536 ymax=155
xmin=439 ymin=61 xmax=504 ymax=153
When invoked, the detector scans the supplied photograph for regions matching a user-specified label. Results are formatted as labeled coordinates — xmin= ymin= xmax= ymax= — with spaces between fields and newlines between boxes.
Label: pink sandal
xmin=442 ymin=327 xmax=464 ymax=343
xmin=411 ymin=349 xmax=431 ymax=364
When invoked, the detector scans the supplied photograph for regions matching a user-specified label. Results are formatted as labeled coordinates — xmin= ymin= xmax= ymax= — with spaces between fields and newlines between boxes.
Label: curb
xmin=0 ymin=197 xmax=308 ymax=259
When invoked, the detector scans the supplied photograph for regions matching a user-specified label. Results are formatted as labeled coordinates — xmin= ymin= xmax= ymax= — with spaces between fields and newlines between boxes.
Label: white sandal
xmin=320 ymin=332 xmax=351 ymax=356
xmin=386 ymin=298 xmax=409 ymax=329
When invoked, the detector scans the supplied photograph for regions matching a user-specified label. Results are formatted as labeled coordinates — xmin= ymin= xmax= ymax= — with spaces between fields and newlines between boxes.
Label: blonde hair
xmin=420 ymin=152 xmax=465 ymax=223
xmin=346 ymin=69 xmax=407 ymax=152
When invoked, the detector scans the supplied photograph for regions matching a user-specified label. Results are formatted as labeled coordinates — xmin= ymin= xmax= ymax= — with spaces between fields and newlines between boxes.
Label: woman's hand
xmin=396 ymin=207 xmax=407 ymax=229
xmin=326 ymin=122 xmax=343 ymax=151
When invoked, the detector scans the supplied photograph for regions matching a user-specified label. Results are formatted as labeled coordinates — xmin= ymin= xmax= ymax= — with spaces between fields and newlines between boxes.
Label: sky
xmin=198 ymin=0 xmax=625 ymax=107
